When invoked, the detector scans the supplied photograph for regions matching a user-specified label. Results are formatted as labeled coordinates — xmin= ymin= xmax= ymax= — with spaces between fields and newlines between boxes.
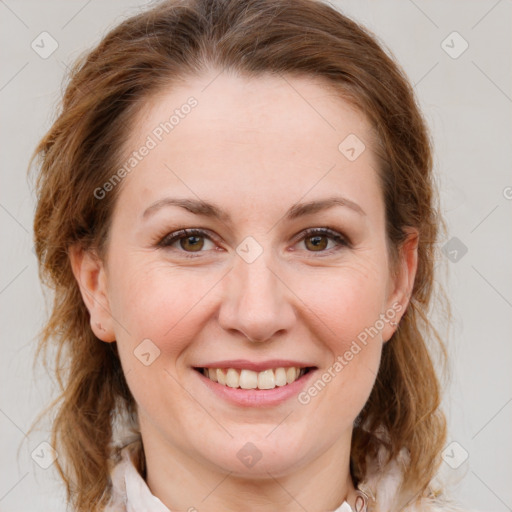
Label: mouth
xmin=193 ymin=365 xmax=316 ymax=390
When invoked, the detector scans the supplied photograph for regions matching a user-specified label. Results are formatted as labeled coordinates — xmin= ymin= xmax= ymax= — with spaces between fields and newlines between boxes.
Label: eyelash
xmin=157 ymin=227 xmax=350 ymax=258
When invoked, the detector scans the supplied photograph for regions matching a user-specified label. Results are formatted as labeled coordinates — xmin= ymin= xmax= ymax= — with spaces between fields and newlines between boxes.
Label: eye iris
xmin=305 ymin=235 xmax=328 ymax=251
xmin=180 ymin=235 xmax=204 ymax=252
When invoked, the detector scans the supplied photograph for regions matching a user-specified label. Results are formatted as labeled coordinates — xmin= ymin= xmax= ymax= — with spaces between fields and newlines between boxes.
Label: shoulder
xmin=105 ymin=439 xmax=170 ymax=512
xmin=358 ymin=446 xmax=477 ymax=512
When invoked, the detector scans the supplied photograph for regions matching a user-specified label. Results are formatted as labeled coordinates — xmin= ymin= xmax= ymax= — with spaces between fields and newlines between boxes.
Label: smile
xmin=195 ymin=366 xmax=314 ymax=390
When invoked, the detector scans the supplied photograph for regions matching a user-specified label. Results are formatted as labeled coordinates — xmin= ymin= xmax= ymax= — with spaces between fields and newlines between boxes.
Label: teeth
xmin=275 ymin=367 xmax=287 ymax=387
xmin=239 ymin=369 xmax=258 ymax=389
xmin=217 ymin=368 xmax=227 ymax=385
xmin=226 ymin=368 xmax=239 ymax=388
xmin=286 ymin=367 xmax=297 ymax=384
xmin=200 ymin=366 xmax=308 ymax=390
xmin=257 ymin=369 xmax=275 ymax=389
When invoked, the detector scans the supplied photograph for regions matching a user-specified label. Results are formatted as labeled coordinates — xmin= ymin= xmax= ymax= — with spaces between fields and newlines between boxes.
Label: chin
xmin=196 ymin=430 xmax=311 ymax=477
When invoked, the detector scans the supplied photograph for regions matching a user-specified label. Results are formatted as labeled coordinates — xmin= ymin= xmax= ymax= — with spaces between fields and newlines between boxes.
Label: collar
xmin=105 ymin=442 xmax=364 ymax=512
xmin=105 ymin=439 xmax=468 ymax=512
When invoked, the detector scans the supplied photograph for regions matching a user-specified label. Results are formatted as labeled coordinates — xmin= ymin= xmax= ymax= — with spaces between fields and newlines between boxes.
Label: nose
xmin=217 ymin=250 xmax=296 ymax=343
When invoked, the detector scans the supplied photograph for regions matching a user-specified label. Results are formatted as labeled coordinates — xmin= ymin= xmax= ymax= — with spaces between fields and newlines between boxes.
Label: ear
xmin=69 ymin=245 xmax=116 ymax=342
xmin=382 ymin=227 xmax=419 ymax=343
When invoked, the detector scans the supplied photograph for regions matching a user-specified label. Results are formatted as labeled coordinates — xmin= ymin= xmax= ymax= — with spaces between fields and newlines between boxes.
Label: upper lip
xmin=194 ymin=359 xmax=317 ymax=372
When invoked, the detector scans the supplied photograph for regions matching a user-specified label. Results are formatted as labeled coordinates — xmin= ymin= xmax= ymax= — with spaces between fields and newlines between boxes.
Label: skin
xmin=70 ymin=70 xmax=418 ymax=512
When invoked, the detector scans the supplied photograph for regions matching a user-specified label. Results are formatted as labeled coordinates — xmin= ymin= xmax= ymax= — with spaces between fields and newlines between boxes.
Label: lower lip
xmin=194 ymin=368 xmax=317 ymax=407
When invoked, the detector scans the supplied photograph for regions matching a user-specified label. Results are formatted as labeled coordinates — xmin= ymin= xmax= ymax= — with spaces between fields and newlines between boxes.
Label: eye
xmin=157 ymin=226 xmax=350 ymax=258
xmin=158 ymin=229 xmax=216 ymax=256
xmin=296 ymin=227 xmax=349 ymax=254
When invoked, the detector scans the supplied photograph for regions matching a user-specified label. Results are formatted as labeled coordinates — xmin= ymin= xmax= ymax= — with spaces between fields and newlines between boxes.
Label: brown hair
xmin=30 ymin=0 xmax=449 ymax=510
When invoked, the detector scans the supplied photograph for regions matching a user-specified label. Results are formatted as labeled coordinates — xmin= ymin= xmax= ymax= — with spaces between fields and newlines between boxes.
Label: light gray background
xmin=1 ymin=1 xmax=511 ymax=511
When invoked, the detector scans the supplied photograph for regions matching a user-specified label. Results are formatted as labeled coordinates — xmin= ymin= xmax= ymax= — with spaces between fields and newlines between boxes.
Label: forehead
xmin=114 ymin=71 xmax=383 ymax=221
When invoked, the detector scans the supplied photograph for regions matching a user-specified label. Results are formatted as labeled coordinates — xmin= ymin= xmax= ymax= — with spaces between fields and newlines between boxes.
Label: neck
xmin=140 ymin=416 xmax=358 ymax=512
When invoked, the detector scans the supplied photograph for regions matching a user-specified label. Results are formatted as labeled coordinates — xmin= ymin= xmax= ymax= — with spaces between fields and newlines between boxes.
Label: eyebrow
xmin=142 ymin=195 xmax=366 ymax=222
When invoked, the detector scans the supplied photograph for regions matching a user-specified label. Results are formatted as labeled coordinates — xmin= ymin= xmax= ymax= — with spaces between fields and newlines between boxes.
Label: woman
xmin=31 ymin=0 xmax=469 ymax=510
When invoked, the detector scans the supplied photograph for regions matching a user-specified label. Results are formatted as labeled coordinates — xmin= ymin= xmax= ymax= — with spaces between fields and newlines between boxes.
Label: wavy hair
xmin=30 ymin=0 xmax=449 ymax=510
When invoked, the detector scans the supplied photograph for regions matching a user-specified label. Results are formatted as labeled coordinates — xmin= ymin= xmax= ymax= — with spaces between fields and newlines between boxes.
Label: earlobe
xmin=68 ymin=245 xmax=116 ymax=343
xmin=383 ymin=228 xmax=419 ymax=342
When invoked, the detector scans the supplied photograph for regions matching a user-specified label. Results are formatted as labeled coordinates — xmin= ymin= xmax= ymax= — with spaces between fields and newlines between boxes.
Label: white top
xmin=104 ymin=439 xmax=470 ymax=512
xmin=105 ymin=443 xmax=356 ymax=512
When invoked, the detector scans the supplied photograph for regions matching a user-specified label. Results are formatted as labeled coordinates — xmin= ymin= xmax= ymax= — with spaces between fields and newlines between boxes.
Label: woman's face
xmin=76 ymin=71 xmax=415 ymax=480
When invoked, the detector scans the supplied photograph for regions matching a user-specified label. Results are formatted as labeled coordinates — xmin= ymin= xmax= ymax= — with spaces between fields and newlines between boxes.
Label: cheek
xmin=106 ymin=259 xmax=222 ymax=424
xmin=293 ymin=259 xmax=389 ymax=344
xmin=108 ymin=257 xmax=223 ymax=357
xmin=292 ymin=259 xmax=388 ymax=402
